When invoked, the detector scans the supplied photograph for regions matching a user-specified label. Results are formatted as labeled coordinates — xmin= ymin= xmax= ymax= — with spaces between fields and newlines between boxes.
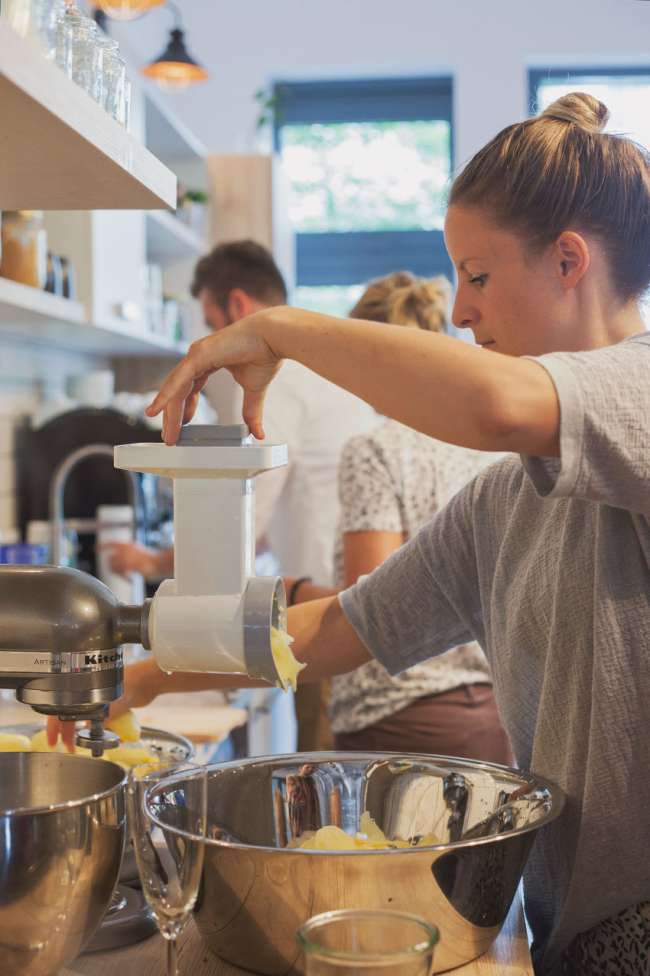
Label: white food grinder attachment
xmin=114 ymin=424 xmax=288 ymax=683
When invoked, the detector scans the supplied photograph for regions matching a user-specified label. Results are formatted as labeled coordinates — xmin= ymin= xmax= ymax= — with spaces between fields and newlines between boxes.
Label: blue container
xmin=0 ymin=543 xmax=49 ymax=565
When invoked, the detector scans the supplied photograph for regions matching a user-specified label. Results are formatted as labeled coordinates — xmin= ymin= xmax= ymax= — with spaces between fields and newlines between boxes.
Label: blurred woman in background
xmin=328 ymin=271 xmax=511 ymax=761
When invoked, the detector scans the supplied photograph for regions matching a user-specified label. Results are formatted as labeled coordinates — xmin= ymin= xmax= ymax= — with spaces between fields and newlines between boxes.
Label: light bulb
xmin=92 ymin=0 xmax=164 ymax=23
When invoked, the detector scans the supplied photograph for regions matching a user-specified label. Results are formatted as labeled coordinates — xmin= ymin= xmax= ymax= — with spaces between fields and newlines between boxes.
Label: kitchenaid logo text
xmin=84 ymin=651 xmax=123 ymax=666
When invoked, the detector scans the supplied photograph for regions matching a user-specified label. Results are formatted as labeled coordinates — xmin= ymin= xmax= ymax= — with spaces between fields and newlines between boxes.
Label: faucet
xmin=49 ymin=443 xmax=145 ymax=565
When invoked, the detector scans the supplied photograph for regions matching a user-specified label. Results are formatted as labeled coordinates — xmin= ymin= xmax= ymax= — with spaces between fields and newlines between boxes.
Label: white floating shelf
xmin=0 ymin=278 xmax=188 ymax=357
xmin=0 ymin=21 xmax=176 ymax=210
xmin=146 ymin=210 xmax=205 ymax=263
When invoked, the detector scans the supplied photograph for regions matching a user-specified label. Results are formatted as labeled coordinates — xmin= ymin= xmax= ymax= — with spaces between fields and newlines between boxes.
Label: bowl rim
xmin=146 ymin=750 xmax=566 ymax=855
xmin=0 ymin=751 xmax=126 ymax=817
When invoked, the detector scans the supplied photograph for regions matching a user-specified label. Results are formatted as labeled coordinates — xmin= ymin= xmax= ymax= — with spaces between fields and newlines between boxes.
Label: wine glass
xmin=127 ymin=763 xmax=207 ymax=976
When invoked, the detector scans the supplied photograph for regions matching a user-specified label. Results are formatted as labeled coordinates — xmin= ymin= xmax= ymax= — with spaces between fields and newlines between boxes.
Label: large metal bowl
xmin=0 ymin=752 xmax=125 ymax=976
xmin=148 ymin=752 xmax=565 ymax=974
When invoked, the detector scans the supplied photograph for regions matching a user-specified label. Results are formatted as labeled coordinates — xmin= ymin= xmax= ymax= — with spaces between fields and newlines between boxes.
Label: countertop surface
xmin=61 ymin=896 xmax=533 ymax=976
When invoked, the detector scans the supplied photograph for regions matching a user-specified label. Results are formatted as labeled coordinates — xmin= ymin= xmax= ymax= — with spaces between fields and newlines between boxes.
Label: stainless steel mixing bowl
xmin=0 ymin=722 xmax=194 ymax=884
xmin=148 ymin=752 xmax=565 ymax=974
xmin=0 ymin=752 xmax=125 ymax=976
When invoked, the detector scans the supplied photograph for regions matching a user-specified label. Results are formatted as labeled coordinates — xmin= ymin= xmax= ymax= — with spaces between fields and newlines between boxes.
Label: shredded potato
xmin=271 ymin=626 xmax=306 ymax=692
xmin=287 ymin=811 xmax=440 ymax=850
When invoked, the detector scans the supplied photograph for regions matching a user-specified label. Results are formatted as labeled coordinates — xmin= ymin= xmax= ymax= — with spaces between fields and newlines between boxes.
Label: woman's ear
xmin=553 ymin=231 xmax=591 ymax=290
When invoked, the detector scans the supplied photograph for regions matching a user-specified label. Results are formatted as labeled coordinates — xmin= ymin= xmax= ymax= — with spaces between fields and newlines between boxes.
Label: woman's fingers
xmin=46 ymin=716 xmax=76 ymax=753
xmin=242 ymin=386 xmax=267 ymax=441
xmin=147 ymin=316 xmax=281 ymax=445
xmin=46 ymin=715 xmax=59 ymax=747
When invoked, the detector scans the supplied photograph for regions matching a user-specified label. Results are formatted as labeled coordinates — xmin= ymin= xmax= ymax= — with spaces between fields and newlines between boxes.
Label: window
xmin=530 ymin=67 xmax=650 ymax=324
xmin=274 ymin=78 xmax=453 ymax=316
xmin=530 ymin=67 xmax=650 ymax=150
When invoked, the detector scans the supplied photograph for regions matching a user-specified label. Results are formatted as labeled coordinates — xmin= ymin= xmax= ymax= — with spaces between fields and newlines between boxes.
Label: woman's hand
xmin=101 ymin=542 xmax=172 ymax=581
xmin=108 ymin=658 xmax=164 ymax=717
xmin=45 ymin=659 xmax=165 ymax=750
xmin=146 ymin=309 xmax=284 ymax=444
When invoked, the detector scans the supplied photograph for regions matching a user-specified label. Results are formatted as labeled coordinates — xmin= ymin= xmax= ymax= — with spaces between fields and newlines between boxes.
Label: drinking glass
xmin=127 ymin=763 xmax=207 ymax=976
xmin=296 ymin=909 xmax=438 ymax=976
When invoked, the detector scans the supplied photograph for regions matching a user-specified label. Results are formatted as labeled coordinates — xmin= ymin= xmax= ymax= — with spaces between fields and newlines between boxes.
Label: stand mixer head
xmin=0 ymin=565 xmax=148 ymax=755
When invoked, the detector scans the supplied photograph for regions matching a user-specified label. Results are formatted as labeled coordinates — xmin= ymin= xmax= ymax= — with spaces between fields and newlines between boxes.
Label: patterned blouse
xmin=329 ymin=419 xmax=500 ymax=735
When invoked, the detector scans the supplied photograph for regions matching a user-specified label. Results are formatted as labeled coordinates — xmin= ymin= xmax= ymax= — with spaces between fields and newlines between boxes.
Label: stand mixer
xmin=0 ymin=424 xmax=288 ymax=756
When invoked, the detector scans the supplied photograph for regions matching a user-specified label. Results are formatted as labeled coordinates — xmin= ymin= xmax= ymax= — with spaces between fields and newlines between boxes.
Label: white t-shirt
xmin=205 ymin=362 xmax=378 ymax=584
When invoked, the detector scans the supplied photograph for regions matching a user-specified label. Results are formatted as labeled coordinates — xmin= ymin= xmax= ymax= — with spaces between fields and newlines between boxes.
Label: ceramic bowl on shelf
xmin=146 ymin=752 xmax=565 ymax=974
xmin=0 ymin=752 xmax=125 ymax=976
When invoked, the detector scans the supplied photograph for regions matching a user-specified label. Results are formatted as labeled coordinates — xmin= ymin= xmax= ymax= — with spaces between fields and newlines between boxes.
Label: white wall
xmin=115 ymin=0 xmax=650 ymax=167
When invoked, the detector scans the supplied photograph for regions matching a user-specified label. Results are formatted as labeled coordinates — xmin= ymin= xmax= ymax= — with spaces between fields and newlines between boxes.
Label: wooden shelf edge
xmin=0 ymin=22 xmax=176 ymax=210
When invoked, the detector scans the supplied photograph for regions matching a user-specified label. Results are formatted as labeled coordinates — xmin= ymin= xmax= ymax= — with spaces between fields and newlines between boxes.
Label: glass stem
xmin=166 ymin=936 xmax=179 ymax=976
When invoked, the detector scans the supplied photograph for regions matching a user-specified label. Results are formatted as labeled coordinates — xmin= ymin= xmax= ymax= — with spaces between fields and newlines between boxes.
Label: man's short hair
xmin=191 ymin=240 xmax=287 ymax=308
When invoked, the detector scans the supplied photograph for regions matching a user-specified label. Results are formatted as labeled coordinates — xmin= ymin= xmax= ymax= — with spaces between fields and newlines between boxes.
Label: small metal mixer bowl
xmin=0 ymin=752 xmax=125 ymax=976
xmin=147 ymin=752 xmax=565 ymax=974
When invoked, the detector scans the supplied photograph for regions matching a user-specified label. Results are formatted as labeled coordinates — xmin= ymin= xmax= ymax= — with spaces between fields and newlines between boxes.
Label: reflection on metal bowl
xmin=0 ymin=752 xmax=125 ymax=976
xmin=148 ymin=752 xmax=565 ymax=975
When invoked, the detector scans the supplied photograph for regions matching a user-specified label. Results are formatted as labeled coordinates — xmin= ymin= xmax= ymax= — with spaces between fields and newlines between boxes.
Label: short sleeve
xmin=339 ymin=479 xmax=481 ymax=676
xmin=522 ymin=335 xmax=650 ymax=515
xmin=338 ymin=435 xmax=403 ymax=533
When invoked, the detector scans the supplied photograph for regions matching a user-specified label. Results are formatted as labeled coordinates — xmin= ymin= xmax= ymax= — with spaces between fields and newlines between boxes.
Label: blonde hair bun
xmin=541 ymin=92 xmax=609 ymax=134
xmin=350 ymin=271 xmax=451 ymax=333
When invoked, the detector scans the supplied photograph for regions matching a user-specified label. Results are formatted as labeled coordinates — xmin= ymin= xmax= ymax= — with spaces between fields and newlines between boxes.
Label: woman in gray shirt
xmin=137 ymin=91 xmax=650 ymax=974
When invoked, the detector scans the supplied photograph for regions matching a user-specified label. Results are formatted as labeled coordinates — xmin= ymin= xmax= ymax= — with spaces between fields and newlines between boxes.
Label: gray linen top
xmin=339 ymin=333 xmax=650 ymax=973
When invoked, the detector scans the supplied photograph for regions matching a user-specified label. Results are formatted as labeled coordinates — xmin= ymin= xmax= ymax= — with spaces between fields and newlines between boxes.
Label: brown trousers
xmin=294 ymin=680 xmax=334 ymax=752
xmin=334 ymin=684 xmax=513 ymax=765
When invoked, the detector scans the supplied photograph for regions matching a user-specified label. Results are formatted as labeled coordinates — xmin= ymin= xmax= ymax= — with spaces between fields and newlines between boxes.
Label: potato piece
xmin=291 ymin=812 xmax=441 ymax=851
xmin=0 ymin=732 xmax=32 ymax=752
xmin=104 ymin=745 xmax=162 ymax=770
xmin=105 ymin=710 xmax=141 ymax=743
xmin=271 ymin=626 xmax=306 ymax=692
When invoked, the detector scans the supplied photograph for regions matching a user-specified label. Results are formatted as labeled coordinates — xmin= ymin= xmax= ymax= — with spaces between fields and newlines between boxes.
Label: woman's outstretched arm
xmin=147 ymin=306 xmax=560 ymax=457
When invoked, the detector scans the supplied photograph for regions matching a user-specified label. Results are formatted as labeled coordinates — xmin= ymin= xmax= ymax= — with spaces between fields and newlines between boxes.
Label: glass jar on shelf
xmin=101 ymin=44 xmax=128 ymax=125
xmin=0 ymin=211 xmax=48 ymax=289
xmin=55 ymin=4 xmax=101 ymax=100
xmin=43 ymin=0 xmax=68 ymax=59
xmin=95 ymin=33 xmax=118 ymax=107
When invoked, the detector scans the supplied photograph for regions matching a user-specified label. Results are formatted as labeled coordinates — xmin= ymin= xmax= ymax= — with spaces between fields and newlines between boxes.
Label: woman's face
xmin=444 ymin=204 xmax=573 ymax=357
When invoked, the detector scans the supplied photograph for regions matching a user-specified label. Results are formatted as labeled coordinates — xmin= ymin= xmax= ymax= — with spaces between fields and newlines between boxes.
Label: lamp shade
xmin=92 ymin=0 xmax=165 ymax=21
xmin=141 ymin=28 xmax=209 ymax=89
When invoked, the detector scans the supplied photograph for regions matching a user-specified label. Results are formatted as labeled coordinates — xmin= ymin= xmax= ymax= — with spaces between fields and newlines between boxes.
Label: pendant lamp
xmin=91 ymin=0 xmax=165 ymax=22
xmin=141 ymin=2 xmax=208 ymax=90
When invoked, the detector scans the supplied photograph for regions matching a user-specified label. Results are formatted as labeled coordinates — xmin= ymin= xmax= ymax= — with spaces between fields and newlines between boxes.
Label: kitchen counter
xmin=61 ymin=895 xmax=533 ymax=976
